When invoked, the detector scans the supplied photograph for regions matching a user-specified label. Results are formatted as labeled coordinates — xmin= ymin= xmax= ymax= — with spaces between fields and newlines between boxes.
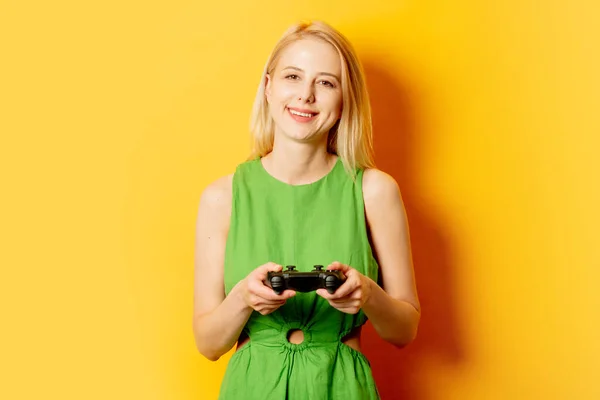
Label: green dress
xmin=219 ymin=156 xmax=381 ymax=399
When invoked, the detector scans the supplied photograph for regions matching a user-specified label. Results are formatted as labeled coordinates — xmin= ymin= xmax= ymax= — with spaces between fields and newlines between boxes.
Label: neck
xmin=261 ymin=137 xmax=337 ymax=185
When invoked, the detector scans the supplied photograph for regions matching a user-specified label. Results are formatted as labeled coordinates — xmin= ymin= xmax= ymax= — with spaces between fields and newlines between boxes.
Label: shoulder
xmin=362 ymin=168 xmax=403 ymax=207
xmin=199 ymin=158 xmax=260 ymax=208
xmin=198 ymin=174 xmax=234 ymax=217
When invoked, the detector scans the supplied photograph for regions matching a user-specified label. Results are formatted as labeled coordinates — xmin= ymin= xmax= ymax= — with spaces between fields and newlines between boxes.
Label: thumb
xmin=256 ymin=262 xmax=282 ymax=279
xmin=326 ymin=261 xmax=349 ymax=279
xmin=327 ymin=261 xmax=348 ymax=272
xmin=264 ymin=262 xmax=283 ymax=272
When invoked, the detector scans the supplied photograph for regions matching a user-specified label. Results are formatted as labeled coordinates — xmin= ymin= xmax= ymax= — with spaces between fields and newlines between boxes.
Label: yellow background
xmin=2 ymin=1 xmax=598 ymax=399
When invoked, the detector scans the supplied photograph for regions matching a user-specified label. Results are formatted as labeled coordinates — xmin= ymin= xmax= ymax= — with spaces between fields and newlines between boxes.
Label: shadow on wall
xmin=360 ymin=60 xmax=465 ymax=400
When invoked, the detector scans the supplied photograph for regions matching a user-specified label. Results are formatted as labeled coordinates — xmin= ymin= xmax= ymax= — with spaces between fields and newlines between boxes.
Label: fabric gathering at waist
xmin=244 ymin=321 xmax=362 ymax=351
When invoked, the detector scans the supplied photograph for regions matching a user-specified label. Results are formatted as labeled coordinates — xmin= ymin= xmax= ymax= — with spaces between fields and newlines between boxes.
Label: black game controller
xmin=267 ymin=265 xmax=346 ymax=295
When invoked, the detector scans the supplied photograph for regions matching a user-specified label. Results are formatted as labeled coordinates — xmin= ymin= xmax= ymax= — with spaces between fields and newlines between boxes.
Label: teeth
xmin=289 ymin=109 xmax=315 ymax=118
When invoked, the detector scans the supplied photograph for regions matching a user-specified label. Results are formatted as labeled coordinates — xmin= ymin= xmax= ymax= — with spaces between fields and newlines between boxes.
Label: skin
xmin=193 ymin=37 xmax=420 ymax=361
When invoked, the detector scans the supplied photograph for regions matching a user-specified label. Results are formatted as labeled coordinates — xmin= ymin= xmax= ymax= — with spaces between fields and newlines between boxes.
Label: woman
xmin=193 ymin=20 xmax=420 ymax=399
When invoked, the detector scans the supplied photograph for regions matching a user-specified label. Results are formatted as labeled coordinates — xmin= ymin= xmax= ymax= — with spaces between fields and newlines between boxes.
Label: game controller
xmin=267 ymin=265 xmax=346 ymax=295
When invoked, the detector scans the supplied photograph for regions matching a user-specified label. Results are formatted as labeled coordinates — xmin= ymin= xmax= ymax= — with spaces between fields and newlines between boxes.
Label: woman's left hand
xmin=316 ymin=261 xmax=374 ymax=314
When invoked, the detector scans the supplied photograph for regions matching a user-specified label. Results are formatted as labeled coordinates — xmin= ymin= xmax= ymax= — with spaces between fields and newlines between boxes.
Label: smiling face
xmin=265 ymin=38 xmax=343 ymax=145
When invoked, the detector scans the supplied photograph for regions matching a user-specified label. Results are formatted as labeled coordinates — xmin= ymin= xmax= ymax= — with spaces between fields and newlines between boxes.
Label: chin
xmin=284 ymin=129 xmax=322 ymax=143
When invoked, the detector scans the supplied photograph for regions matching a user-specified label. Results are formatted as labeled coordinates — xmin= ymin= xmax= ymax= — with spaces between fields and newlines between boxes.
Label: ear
xmin=265 ymin=73 xmax=272 ymax=103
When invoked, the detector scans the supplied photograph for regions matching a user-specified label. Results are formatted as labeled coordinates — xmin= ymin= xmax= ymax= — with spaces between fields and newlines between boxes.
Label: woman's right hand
xmin=237 ymin=262 xmax=296 ymax=315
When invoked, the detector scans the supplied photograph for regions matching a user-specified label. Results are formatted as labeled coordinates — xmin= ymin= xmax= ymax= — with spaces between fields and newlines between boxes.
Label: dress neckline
xmin=257 ymin=156 xmax=341 ymax=187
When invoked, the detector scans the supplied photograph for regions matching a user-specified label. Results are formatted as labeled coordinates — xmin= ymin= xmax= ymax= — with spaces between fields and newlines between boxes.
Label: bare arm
xmin=192 ymin=174 xmax=296 ymax=361
xmin=361 ymin=168 xmax=421 ymax=347
xmin=192 ymin=174 xmax=253 ymax=361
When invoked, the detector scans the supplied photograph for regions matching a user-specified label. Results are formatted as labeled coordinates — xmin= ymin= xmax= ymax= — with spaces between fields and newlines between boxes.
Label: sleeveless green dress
xmin=219 ymin=156 xmax=381 ymax=399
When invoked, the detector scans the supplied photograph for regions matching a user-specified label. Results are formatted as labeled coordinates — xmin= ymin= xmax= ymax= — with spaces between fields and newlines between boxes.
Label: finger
xmin=258 ymin=307 xmax=281 ymax=315
xmin=326 ymin=262 xmax=351 ymax=283
xmin=326 ymin=261 xmax=350 ymax=273
xmin=254 ymin=262 xmax=283 ymax=280
xmin=252 ymin=301 xmax=286 ymax=310
xmin=334 ymin=307 xmax=361 ymax=315
xmin=350 ymin=291 xmax=363 ymax=300
xmin=253 ymin=282 xmax=296 ymax=301
xmin=328 ymin=298 xmax=361 ymax=308
xmin=249 ymin=293 xmax=287 ymax=306
xmin=316 ymin=288 xmax=338 ymax=300
xmin=328 ymin=303 xmax=362 ymax=315
xmin=322 ymin=272 xmax=358 ymax=299
xmin=271 ymin=289 xmax=297 ymax=299
xmin=259 ymin=298 xmax=286 ymax=306
xmin=316 ymin=281 xmax=354 ymax=299
xmin=332 ymin=281 xmax=357 ymax=299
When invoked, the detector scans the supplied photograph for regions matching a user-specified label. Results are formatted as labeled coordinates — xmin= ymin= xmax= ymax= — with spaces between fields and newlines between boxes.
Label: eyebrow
xmin=281 ymin=66 xmax=340 ymax=81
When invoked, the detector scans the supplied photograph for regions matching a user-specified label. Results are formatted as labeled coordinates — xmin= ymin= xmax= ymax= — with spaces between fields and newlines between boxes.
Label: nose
xmin=298 ymin=81 xmax=315 ymax=103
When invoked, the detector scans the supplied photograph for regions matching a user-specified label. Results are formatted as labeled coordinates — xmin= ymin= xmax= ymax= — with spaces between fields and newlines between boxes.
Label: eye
xmin=285 ymin=74 xmax=300 ymax=80
xmin=319 ymin=80 xmax=335 ymax=88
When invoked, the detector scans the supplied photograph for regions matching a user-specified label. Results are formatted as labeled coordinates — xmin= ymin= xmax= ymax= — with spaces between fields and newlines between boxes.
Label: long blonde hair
xmin=247 ymin=20 xmax=375 ymax=178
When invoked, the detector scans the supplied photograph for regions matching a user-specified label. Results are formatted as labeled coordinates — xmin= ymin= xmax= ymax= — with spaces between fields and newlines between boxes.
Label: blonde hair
xmin=247 ymin=20 xmax=376 ymax=178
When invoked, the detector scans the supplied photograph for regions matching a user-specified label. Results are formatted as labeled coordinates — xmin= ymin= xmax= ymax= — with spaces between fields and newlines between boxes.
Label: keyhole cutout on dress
xmin=286 ymin=329 xmax=305 ymax=344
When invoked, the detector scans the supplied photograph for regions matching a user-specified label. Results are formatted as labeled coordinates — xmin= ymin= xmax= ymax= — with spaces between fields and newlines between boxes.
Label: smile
xmin=287 ymin=107 xmax=318 ymax=122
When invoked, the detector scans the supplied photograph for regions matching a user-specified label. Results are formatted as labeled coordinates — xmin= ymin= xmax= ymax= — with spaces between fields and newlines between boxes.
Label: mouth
xmin=287 ymin=107 xmax=319 ymax=123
